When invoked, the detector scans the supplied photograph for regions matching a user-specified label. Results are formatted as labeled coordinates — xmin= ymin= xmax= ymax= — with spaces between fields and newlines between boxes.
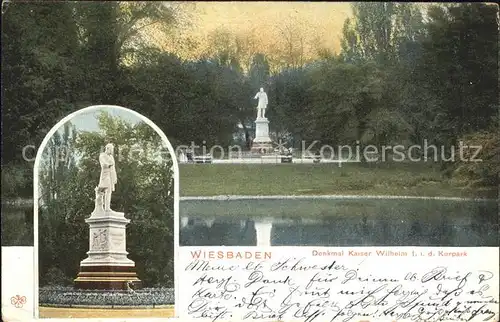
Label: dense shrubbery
xmin=452 ymin=131 xmax=500 ymax=187
xmin=1 ymin=204 xmax=33 ymax=245
xmin=1 ymin=164 xmax=32 ymax=199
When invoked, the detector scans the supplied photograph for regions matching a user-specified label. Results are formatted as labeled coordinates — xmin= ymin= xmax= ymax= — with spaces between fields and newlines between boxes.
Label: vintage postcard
xmin=1 ymin=1 xmax=499 ymax=322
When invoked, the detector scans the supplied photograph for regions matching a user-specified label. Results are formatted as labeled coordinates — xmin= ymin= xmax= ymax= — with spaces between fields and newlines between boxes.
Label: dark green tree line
xmin=2 ymin=2 xmax=498 ymax=200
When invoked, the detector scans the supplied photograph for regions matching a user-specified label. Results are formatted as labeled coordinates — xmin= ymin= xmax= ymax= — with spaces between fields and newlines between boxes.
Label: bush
xmin=45 ymin=267 xmax=72 ymax=286
xmin=1 ymin=163 xmax=32 ymax=199
xmin=452 ymin=131 xmax=499 ymax=186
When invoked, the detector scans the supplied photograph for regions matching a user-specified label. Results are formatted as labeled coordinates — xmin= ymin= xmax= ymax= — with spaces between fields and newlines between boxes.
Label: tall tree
xmin=75 ymin=2 xmax=182 ymax=103
xmin=248 ymin=53 xmax=271 ymax=90
xmin=39 ymin=122 xmax=78 ymax=205
xmin=272 ymin=16 xmax=316 ymax=70
xmin=417 ymin=3 xmax=498 ymax=146
xmin=340 ymin=3 xmax=424 ymax=65
xmin=2 ymin=2 xmax=81 ymax=164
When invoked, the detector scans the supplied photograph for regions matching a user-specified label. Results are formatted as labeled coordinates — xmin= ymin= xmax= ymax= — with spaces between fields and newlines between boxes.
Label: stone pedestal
xmin=251 ymin=117 xmax=273 ymax=154
xmin=74 ymin=210 xmax=141 ymax=290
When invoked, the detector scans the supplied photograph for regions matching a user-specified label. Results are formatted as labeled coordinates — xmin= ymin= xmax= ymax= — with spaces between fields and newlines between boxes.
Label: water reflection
xmin=181 ymin=218 xmax=256 ymax=246
xmin=180 ymin=198 xmax=499 ymax=246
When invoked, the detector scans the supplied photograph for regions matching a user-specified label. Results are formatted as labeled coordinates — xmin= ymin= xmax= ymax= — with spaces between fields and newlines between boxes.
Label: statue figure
xmin=254 ymin=87 xmax=268 ymax=119
xmin=96 ymin=143 xmax=117 ymax=212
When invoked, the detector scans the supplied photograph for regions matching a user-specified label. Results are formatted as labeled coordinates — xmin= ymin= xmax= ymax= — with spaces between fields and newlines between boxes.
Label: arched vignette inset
xmin=33 ymin=105 xmax=180 ymax=318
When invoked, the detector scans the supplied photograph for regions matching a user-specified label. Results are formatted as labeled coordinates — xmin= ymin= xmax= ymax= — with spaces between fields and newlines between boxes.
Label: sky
xmin=149 ymin=2 xmax=352 ymax=61
xmin=60 ymin=108 xmax=142 ymax=133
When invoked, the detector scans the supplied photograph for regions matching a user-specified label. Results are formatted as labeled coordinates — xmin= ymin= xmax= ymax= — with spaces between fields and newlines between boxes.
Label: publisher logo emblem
xmin=10 ymin=295 xmax=27 ymax=308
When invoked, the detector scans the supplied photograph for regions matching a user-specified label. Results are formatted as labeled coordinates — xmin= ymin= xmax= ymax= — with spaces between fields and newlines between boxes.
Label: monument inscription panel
xmin=91 ymin=228 xmax=108 ymax=251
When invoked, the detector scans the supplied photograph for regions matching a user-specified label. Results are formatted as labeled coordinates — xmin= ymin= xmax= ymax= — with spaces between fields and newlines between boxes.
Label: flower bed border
xmin=39 ymin=286 xmax=174 ymax=306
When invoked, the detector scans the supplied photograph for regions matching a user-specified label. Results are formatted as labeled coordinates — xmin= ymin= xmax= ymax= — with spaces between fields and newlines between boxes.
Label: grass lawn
xmin=179 ymin=162 xmax=496 ymax=198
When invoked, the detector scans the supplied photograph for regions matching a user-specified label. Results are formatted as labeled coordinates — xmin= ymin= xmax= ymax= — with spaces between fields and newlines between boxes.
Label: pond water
xmin=3 ymin=198 xmax=498 ymax=247
xmin=179 ymin=198 xmax=499 ymax=247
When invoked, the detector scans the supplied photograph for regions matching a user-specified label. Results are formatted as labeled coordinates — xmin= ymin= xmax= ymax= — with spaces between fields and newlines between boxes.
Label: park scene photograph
xmin=35 ymin=106 xmax=176 ymax=318
xmin=0 ymin=2 xmax=498 ymax=317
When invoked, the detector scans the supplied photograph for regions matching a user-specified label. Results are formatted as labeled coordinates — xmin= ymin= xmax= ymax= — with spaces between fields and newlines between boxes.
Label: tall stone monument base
xmin=74 ymin=210 xmax=141 ymax=290
xmin=251 ymin=117 xmax=273 ymax=154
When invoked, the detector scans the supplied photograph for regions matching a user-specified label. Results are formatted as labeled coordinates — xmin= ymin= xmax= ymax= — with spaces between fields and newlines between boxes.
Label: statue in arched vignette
xmin=74 ymin=142 xmax=141 ymax=290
